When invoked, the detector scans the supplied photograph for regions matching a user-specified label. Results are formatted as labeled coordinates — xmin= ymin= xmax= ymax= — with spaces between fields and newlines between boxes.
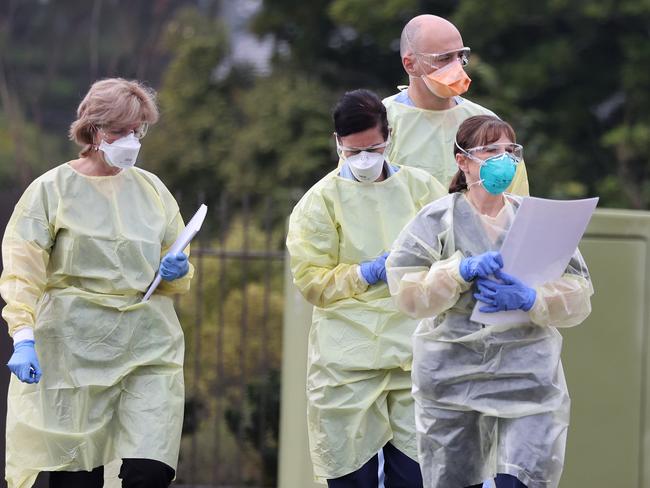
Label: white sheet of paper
xmin=470 ymin=196 xmax=598 ymax=326
xmin=142 ymin=203 xmax=208 ymax=302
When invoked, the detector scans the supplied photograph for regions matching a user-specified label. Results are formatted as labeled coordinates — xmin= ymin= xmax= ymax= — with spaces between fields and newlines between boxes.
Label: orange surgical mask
xmin=422 ymin=60 xmax=471 ymax=99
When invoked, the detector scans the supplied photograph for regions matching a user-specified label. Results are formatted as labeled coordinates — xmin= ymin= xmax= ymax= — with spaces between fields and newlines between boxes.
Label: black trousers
xmin=326 ymin=442 xmax=423 ymax=488
xmin=46 ymin=458 xmax=175 ymax=488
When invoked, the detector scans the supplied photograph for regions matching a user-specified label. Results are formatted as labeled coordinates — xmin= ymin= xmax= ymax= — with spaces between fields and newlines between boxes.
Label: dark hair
xmin=449 ymin=115 xmax=517 ymax=193
xmin=333 ymin=89 xmax=389 ymax=139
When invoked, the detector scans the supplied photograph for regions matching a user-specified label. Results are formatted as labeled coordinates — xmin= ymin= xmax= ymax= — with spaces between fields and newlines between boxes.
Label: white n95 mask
xmin=346 ymin=151 xmax=385 ymax=183
xmin=99 ymin=133 xmax=141 ymax=169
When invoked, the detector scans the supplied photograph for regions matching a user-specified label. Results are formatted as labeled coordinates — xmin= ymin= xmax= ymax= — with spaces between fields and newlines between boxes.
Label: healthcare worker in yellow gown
xmin=387 ymin=115 xmax=593 ymax=488
xmin=383 ymin=14 xmax=529 ymax=195
xmin=1 ymin=78 xmax=193 ymax=488
xmin=287 ymin=89 xmax=446 ymax=487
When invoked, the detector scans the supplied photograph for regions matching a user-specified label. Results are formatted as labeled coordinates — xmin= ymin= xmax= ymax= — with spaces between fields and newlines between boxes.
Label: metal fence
xmin=171 ymin=193 xmax=289 ymax=488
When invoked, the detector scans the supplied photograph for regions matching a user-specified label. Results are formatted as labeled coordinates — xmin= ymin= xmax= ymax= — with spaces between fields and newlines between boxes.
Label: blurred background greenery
xmin=2 ymin=0 xmax=649 ymax=209
xmin=1 ymin=0 xmax=649 ymax=486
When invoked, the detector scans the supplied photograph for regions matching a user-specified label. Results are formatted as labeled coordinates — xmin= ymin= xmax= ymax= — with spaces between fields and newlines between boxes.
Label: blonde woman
xmin=1 ymin=78 xmax=193 ymax=488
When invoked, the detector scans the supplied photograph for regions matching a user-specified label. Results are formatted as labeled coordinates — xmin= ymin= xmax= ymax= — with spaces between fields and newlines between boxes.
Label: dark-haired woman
xmin=386 ymin=115 xmax=593 ymax=488
xmin=286 ymin=89 xmax=446 ymax=487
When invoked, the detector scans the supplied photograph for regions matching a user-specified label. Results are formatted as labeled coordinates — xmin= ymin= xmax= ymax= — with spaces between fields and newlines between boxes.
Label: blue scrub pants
xmin=469 ymin=474 xmax=527 ymax=488
xmin=326 ymin=442 xmax=422 ymax=488
xmin=494 ymin=473 xmax=527 ymax=487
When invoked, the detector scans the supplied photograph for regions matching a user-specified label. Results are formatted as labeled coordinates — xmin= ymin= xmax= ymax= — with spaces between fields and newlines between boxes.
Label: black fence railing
xmin=172 ymin=192 xmax=290 ymax=488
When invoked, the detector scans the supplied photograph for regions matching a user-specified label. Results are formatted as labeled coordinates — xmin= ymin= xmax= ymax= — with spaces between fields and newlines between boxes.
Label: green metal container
xmin=560 ymin=208 xmax=650 ymax=487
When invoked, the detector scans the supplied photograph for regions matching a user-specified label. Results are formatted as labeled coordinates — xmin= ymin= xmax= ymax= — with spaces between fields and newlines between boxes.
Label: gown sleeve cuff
xmin=13 ymin=327 xmax=34 ymax=344
xmin=357 ymin=265 xmax=369 ymax=285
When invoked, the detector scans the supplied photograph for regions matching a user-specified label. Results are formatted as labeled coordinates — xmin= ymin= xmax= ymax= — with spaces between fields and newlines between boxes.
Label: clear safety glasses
xmin=99 ymin=122 xmax=149 ymax=140
xmin=463 ymin=142 xmax=524 ymax=162
xmin=415 ymin=47 xmax=471 ymax=70
xmin=335 ymin=135 xmax=390 ymax=157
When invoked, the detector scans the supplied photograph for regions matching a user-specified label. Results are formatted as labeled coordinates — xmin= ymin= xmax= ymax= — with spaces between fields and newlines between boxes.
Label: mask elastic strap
xmin=467 ymin=178 xmax=484 ymax=190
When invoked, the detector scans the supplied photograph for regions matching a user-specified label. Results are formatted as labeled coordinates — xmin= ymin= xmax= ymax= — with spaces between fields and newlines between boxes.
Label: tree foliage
xmin=0 ymin=0 xmax=205 ymax=187
xmin=451 ymin=0 xmax=650 ymax=207
xmin=251 ymin=0 xmax=650 ymax=209
xmin=4 ymin=0 xmax=648 ymax=207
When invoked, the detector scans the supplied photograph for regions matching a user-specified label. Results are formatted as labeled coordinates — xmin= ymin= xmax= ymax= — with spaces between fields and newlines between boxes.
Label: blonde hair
xmin=69 ymin=78 xmax=159 ymax=157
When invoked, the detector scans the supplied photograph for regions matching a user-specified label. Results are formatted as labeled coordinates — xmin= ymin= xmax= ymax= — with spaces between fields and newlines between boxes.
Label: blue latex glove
xmin=7 ymin=340 xmax=42 ymax=384
xmin=475 ymin=269 xmax=536 ymax=313
xmin=360 ymin=252 xmax=389 ymax=285
xmin=159 ymin=252 xmax=189 ymax=281
xmin=459 ymin=251 xmax=503 ymax=282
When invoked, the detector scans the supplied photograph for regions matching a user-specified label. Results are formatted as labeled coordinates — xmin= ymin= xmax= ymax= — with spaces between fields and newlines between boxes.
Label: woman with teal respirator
xmin=386 ymin=115 xmax=593 ymax=488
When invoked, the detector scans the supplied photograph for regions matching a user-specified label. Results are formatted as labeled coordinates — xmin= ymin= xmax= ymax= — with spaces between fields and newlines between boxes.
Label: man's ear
xmin=455 ymin=152 xmax=469 ymax=173
xmin=402 ymin=54 xmax=418 ymax=76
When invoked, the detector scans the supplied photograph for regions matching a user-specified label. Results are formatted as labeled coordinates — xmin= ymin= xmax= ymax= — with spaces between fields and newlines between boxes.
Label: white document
xmin=142 ymin=204 xmax=208 ymax=302
xmin=470 ymin=196 xmax=598 ymax=326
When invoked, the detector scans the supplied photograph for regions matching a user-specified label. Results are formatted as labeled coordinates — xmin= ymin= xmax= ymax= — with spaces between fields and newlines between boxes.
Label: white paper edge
xmin=142 ymin=204 xmax=208 ymax=301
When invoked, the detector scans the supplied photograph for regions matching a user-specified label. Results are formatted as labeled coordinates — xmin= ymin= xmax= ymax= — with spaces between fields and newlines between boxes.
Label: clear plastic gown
xmin=386 ymin=192 xmax=593 ymax=488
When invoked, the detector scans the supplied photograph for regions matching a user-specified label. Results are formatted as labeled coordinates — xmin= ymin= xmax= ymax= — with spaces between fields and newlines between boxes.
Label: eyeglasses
xmin=415 ymin=47 xmax=471 ymax=70
xmin=99 ymin=122 xmax=149 ymax=140
xmin=464 ymin=142 xmax=523 ymax=162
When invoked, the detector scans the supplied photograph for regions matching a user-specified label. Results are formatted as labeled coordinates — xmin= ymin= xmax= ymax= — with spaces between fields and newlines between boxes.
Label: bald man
xmin=383 ymin=14 xmax=529 ymax=195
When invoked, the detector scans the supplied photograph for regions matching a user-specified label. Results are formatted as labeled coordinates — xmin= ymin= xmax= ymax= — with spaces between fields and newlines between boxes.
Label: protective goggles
xmin=335 ymin=134 xmax=390 ymax=157
xmin=99 ymin=122 xmax=149 ymax=140
xmin=415 ymin=47 xmax=471 ymax=70
xmin=457 ymin=141 xmax=523 ymax=162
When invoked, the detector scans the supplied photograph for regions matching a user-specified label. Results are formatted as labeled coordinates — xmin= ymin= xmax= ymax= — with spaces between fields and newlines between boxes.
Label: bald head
xmin=400 ymin=15 xmax=464 ymax=58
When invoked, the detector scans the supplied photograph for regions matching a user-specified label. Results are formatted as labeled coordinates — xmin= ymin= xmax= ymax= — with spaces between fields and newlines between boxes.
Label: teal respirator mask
xmin=455 ymin=141 xmax=522 ymax=195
